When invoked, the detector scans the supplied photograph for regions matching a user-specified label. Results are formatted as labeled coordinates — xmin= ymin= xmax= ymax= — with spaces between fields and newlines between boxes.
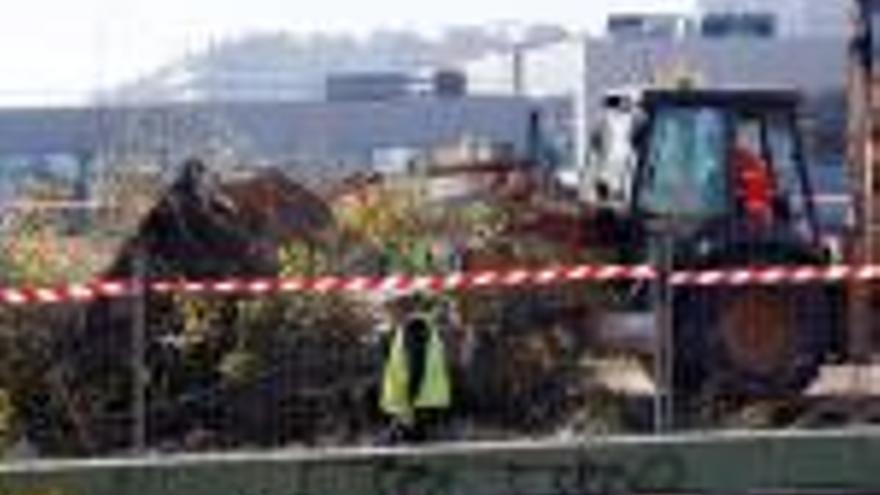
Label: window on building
xmin=701 ymin=13 xmax=777 ymax=38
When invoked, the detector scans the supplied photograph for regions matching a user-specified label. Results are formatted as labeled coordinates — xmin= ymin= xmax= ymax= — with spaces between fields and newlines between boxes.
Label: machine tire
xmin=672 ymin=243 xmax=839 ymax=398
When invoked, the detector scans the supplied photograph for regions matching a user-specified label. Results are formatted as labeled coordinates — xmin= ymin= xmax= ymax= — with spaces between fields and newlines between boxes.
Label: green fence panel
xmin=3 ymin=429 xmax=880 ymax=495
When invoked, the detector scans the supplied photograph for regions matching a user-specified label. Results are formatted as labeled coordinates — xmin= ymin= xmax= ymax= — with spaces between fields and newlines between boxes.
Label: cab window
xmin=639 ymin=106 xmax=727 ymax=217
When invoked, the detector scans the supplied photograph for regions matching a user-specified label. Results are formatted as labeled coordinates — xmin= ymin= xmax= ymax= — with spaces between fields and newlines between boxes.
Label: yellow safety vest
xmin=380 ymin=315 xmax=451 ymax=424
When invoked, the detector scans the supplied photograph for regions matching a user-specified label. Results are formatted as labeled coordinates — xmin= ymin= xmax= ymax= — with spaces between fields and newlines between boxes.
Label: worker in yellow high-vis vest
xmin=380 ymin=311 xmax=452 ymax=442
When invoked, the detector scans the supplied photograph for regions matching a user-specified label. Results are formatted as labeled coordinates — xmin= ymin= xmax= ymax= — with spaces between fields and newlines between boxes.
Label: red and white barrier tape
xmin=1 ymin=264 xmax=878 ymax=306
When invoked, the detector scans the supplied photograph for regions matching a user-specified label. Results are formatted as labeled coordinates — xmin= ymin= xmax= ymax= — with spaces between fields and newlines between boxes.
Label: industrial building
xmin=0 ymin=95 xmax=567 ymax=202
xmin=0 ymin=3 xmax=852 ymax=203
xmin=462 ymin=18 xmax=848 ymax=168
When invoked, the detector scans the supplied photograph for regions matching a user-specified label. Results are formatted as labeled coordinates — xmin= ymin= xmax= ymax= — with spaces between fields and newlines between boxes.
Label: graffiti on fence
xmin=290 ymin=450 xmax=687 ymax=495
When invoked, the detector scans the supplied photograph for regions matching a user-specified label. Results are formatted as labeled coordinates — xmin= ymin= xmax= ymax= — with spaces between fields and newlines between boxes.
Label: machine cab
xmin=629 ymin=89 xmax=819 ymax=245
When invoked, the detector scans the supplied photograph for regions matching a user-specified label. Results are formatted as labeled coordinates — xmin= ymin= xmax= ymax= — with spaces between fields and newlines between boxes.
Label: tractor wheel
xmin=675 ymin=285 xmax=834 ymax=397
xmin=672 ymin=245 xmax=840 ymax=398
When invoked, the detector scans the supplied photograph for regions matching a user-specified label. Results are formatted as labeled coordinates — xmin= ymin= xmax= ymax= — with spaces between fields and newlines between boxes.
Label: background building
xmin=606 ymin=14 xmax=696 ymax=39
xmin=0 ymin=95 xmax=567 ymax=203
xmin=0 ymin=8 xmax=853 ymax=205
xmin=698 ymin=0 xmax=848 ymax=38
xmin=462 ymin=31 xmax=847 ymax=168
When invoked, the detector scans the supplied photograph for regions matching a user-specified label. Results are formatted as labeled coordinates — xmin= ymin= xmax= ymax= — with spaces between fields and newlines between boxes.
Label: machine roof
xmin=640 ymin=87 xmax=801 ymax=108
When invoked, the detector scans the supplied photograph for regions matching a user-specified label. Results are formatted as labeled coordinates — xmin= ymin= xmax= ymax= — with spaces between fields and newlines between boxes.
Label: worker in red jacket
xmin=731 ymin=145 xmax=774 ymax=226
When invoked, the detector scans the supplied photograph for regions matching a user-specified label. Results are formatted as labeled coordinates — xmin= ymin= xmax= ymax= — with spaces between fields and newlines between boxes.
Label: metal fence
xmin=0 ymin=155 xmax=869 ymax=464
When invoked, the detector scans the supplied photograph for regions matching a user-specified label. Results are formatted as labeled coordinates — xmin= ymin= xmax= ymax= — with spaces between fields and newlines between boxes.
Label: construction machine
xmin=578 ymin=87 xmax=845 ymax=399
xmin=329 ymin=83 xmax=848 ymax=400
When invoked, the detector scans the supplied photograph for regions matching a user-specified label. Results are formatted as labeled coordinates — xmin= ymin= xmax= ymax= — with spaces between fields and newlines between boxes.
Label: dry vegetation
xmin=0 ymin=165 xmax=629 ymax=457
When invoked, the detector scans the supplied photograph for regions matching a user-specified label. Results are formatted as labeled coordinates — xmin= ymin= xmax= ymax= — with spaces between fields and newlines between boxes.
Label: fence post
xmin=131 ymin=250 xmax=148 ymax=454
xmin=652 ymin=230 xmax=675 ymax=431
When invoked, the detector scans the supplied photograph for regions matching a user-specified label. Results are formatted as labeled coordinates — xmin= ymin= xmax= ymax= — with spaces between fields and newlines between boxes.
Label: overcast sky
xmin=2 ymin=0 xmax=694 ymax=105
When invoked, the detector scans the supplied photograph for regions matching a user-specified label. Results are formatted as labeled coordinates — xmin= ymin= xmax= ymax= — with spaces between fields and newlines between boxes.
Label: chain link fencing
xmin=0 ymin=151 xmax=867 ymax=461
